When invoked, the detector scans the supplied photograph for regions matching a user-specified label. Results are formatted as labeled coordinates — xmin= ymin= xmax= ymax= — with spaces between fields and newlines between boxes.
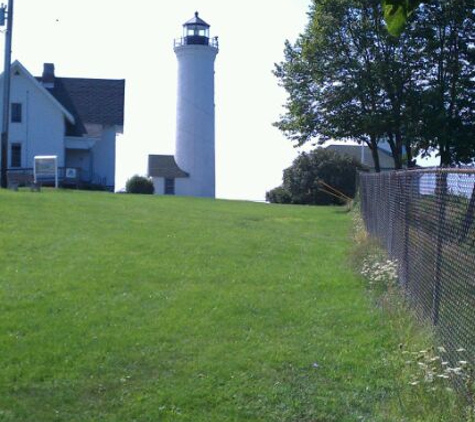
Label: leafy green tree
xmin=277 ymin=0 xmax=475 ymax=169
xmin=408 ymin=1 xmax=475 ymax=166
xmin=266 ymin=148 xmax=365 ymax=205
xmin=274 ymin=0 xmax=415 ymax=171
xmin=382 ymin=0 xmax=423 ymax=36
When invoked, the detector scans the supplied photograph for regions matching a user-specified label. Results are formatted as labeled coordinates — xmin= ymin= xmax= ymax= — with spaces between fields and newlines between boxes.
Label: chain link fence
xmin=359 ymin=169 xmax=475 ymax=377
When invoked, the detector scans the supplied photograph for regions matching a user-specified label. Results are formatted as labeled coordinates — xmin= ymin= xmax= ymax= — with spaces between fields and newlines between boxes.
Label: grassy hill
xmin=0 ymin=190 xmax=403 ymax=421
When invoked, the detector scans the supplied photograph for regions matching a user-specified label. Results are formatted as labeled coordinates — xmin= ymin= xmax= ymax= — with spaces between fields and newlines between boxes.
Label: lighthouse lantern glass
xmin=185 ymin=24 xmax=209 ymax=38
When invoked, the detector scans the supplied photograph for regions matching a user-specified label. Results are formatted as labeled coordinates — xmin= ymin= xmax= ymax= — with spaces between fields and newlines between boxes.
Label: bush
xmin=266 ymin=186 xmax=292 ymax=204
xmin=267 ymin=148 xmax=365 ymax=205
xmin=125 ymin=175 xmax=154 ymax=194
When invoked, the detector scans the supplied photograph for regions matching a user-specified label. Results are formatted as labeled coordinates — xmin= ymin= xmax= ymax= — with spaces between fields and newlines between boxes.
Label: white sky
xmin=6 ymin=0 xmax=312 ymax=200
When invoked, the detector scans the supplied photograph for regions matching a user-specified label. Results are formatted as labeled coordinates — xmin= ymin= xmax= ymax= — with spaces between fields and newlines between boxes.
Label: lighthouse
xmin=174 ymin=12 xmax=219 ymax=197
xmin=148 ymin=12 xmax=219 ymax=197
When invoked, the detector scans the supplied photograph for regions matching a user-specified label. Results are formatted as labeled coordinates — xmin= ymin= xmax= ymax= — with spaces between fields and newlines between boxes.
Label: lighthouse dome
xmin=178 ymin=12 xmax=217 ymax=47
xmin=184 ymin=11 xmax=210 ymax=29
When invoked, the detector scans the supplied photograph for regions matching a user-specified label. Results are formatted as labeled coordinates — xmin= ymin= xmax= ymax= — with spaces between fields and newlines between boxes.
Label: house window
xmin=11 ymin=103 xmax=22 ymax=123
xmin=164 ymin=178 xmax=175 ymax=195
xmin=11 ymin=143 xmax=21 ymax=168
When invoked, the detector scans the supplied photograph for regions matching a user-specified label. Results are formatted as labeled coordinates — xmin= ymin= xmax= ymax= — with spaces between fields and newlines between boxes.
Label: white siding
xmin=152 ymin=177 xmax=165 ymax=195
xmin=175 ymin=177 xmax=193 ymax=196
xmin=92 ymin=126 xmax=116 ymax=189
xmin=152 ymin=176 xmax=191 ymax=196
xmin=2 ymin=71 xmax=66 ymax=169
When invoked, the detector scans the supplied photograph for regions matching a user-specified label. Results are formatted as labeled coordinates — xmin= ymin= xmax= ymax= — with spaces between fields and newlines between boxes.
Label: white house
xmin=0 ymin=61 xmax=125 ymax=190
xmin=149 ymin=12 xmax=218 ymax=197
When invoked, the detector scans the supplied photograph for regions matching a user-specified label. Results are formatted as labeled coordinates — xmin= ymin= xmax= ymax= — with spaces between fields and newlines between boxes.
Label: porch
xmin=7 ymin=167 xmax=82 ymax=189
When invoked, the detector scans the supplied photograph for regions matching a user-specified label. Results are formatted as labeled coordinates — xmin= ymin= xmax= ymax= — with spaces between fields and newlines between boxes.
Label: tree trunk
xmin=387 ymin=132 xmax=402 ymax=170
xmin=439 ymin=141 xmax=452 ymax=166
xmin=367 ymin=136 xmax=381 ymax=172
xmin=405 ymin=139 xmax=415 ymax=168
xmin=394 ymin=131 xmax=404 ymax=169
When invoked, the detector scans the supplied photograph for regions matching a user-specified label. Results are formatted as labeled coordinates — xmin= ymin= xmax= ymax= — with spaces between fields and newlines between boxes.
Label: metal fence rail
xmin=359 ymin=169 xmax=475 ymax=374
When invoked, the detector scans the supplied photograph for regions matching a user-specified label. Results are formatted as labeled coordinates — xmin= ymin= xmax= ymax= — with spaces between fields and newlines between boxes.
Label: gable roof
xmin=148 ymin=155 xmax=189 ymax=178
xmin=4 ymin=61 xmax=125 ymax=137
xmin=36 ymin=75 xmax=125 ymax=136
xmin=7 ymin=60 xmax=75 ymax=125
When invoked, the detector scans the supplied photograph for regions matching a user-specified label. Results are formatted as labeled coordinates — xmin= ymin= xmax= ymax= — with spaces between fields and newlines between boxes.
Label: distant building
xmin=0 ymin=60 xmax=125 ymax=190
xmin=149 ymin=12 xmax=219 ymax=197
xmin=326 ymin=143 xmax=400 ymax=171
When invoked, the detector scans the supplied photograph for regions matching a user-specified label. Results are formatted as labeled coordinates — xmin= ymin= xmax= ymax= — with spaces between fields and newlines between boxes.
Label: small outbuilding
xmin=148 ymin=155 xmax=189 ymax=195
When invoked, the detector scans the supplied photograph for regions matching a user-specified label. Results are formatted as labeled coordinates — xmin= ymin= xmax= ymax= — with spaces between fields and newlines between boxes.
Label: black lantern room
xmin=183 ymin=12 xmax=211 ymax=45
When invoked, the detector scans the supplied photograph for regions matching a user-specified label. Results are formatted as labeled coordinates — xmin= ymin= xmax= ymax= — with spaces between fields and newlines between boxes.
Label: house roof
xmin=7 ymin=61 xmax=76 ymax=125
xmin=326 ymin=144 xmax=397 ymax=170
xmin=148 ymin=155 xmax=189 ymax=178
xmin=36 ymin=76 xmax=125 ymax=136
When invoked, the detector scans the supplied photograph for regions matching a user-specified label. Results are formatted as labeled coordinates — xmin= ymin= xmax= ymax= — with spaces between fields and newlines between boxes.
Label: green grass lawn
xmin=0 ymin=190 xmax=421 ymax=421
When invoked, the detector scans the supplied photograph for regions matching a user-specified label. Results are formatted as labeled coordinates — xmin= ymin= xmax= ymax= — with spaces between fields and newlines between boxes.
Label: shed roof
xmin=148 ymin=155 xmax=189 ymax=178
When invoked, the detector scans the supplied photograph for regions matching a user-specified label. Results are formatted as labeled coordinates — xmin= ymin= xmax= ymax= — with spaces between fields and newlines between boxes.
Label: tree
xmin=266 ymin=148 xmax=365 ymax=205
xmin=381 ymin=0 xmax=475 ymax=166
xmin=382 ymin=0 xmax=423 ymax=36
xmin=274 ymin=0 xmax=416 ymax=172
xmin=276 ymin=0 xmax=475 ymax=169
xmin=408 ymin=1 xmax=475 ymax=166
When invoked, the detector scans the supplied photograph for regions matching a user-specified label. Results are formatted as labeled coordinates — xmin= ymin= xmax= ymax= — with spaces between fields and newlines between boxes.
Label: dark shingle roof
xmin=148 ymin=155 xmax=189 ymax=178
xmin=36 ymin=76 xmax=125 ymax=136
xmin=326 ymin=144 xmax=397 ymax=170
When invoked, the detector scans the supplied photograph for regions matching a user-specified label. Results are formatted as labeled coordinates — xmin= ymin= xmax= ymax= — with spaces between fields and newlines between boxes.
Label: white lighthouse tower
xmin=174 ymin=12 xmax=219 ymax=198
xmin=148 ymin=12 xmax=218 ymax=197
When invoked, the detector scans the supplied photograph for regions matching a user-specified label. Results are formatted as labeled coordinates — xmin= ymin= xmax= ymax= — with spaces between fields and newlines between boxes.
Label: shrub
xmin=125 ymin=175 xmax=154 ymax=194
xmin=266 ymin=186 xmax=292 ymax=204
xmin=267 ymin=148 xmax=365 ymax=205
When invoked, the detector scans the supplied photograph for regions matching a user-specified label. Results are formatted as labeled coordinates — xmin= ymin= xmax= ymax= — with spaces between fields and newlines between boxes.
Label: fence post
xmin=432 ymin=171 xmax=447 ymax=326
xmin=400 ymin=171 xmax=410 ymax=290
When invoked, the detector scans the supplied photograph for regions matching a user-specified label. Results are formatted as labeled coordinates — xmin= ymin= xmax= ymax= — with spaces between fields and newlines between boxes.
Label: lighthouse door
xmin=164 ymin=178 xmax=175 ymax=195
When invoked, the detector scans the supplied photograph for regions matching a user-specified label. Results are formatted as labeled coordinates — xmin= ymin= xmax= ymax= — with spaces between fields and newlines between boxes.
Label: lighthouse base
xmin=148 ymin=154 xmax=215 ymax=198
xmin=151 ymin=177 xmax=215 ymax=198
